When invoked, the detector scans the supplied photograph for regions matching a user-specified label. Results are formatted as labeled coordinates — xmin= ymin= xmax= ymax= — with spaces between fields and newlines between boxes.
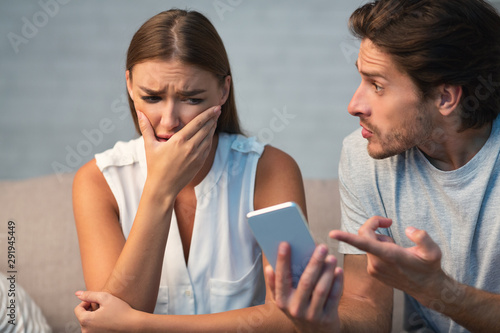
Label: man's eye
xmin=182 ymin=98 xmax=203 ymax=105
xmin=373 ymin=83 xmax=383 ymax=92
xmin=141 ymin=96 xmax=162 ymax=103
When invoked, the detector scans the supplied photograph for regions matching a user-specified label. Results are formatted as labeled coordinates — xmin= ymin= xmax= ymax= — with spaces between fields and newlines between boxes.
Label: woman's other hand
xmin=265 ymin=243 xmax=344 ymax=333
xmin=74 ymin=291 xmax=141 ymax=333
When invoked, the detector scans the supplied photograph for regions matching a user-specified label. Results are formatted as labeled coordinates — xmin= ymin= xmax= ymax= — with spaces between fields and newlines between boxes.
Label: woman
xmin=73 ymin=9 xmax=332 ymax=332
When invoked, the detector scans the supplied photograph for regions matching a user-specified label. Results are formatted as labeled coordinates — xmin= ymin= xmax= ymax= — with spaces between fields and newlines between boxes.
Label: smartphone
xmin=247 ymin=202 xmax=316 ymax=287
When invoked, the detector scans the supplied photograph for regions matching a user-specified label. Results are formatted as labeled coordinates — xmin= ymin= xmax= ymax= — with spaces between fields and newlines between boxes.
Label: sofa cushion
xmin=0 ymin=173 xmax=84 ymax=332
xmin=303 ymin=179 xmax=343 ymax=266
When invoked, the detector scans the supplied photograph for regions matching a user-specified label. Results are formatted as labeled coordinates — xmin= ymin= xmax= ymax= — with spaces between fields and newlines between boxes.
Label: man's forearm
xmin=429 ymin=276 xmax=500 ymax=332
xmin=338 ymin=297 xmax=392 ymax=333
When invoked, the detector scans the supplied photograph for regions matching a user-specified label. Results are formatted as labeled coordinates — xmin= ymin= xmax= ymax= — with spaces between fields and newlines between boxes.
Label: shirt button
xmin=185 ymin=290 xmax=192 ymax=297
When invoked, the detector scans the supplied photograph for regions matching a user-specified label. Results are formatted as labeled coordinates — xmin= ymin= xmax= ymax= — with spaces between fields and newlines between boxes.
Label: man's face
xmin=348 ymin=39 xmax=436 ymax=159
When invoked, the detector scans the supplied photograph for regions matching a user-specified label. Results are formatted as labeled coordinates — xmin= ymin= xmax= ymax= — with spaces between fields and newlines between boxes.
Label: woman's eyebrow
xmin=139 ymin=86 xmax=207 ymax=96
xmin=139 ymin=86 xmax=166 ymax=95
xmin=177 ymin=89 xmax=206 ymax=97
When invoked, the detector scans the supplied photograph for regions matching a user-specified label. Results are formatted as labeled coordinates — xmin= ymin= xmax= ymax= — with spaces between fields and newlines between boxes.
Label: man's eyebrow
xmin=177 ymin=89 xmax=206 ymax=97
xmin=355 ymin=60 xmax=388 ymax=80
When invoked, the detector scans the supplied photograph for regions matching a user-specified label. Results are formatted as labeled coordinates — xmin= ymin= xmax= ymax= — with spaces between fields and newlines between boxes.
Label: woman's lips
xmin=156 ymin=134 xmax=173 ymax=142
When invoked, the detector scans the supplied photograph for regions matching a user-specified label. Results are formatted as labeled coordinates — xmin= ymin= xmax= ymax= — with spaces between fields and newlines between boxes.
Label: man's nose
xmin=348 ymin=85 xmax=371 ymax=118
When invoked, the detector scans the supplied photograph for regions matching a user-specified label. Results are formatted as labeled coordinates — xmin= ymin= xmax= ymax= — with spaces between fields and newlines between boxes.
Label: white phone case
xmin=247 ymin=202 xmax=316 ymax=287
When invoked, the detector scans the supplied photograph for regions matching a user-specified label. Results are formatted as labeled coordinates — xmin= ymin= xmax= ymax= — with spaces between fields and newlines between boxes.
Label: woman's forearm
xmin=134 ymin=302 xmax=296 ymax=333
xmin=102 ymin=180 xmax=176 ymax=313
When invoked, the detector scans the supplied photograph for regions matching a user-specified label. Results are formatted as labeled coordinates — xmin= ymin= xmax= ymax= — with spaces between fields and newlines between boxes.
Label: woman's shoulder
xmin=74 ymin=158 xmax=108 ymax=193
xmin=73 ymin=158 xmax=119 ymax=217
xmin=95 ymin=136 xmax=144 ymax=171
xmin=221 ymin=133 xmax=265 ymax=155
xmin=74 ymin=137 xmax=144 ymax=196
xmin=74 ymin=158 xmax=101 ymax=183
xmin=254 ymin=145 xmax=304 ymax=208
xmin=218 ymin=132 xmax=300 ymax=177
xmin=219 ymin=133 xmax=301 ymax=180
xmin=259 ymin=145 xmax=301 ymax=175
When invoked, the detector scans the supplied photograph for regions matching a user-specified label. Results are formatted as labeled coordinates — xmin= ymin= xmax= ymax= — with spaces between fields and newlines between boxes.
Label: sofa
xmin=0 ymin=173 xmax=404 ymax=332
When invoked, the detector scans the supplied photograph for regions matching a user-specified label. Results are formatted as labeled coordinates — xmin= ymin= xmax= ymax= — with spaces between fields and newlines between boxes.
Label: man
xmin=266 ymin=0 xmax=500 ymax=331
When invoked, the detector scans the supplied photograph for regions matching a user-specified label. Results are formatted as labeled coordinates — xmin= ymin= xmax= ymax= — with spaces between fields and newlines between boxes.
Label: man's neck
xmin=418 ymin=120 xmax=493 ymax=171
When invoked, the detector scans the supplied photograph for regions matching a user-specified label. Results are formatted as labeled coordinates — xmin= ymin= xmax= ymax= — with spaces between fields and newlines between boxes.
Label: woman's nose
xmin=159 ymin=102 xmax=180 ymax=131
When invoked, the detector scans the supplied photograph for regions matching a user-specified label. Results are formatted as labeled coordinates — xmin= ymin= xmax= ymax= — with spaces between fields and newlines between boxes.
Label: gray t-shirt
xmin=338 ymin=117 xmax=500 ymax=333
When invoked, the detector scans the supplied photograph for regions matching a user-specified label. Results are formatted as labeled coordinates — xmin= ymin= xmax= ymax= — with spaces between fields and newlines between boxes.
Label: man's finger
xmin=329 ymin=230 xmax=372 ymax=252
xmin=329 ymin=230 xmax=393 ymax=258
xmin=329 ymin=216 xmax=392 ymax=254
xmin=358 ymin=216 xmax=392 ymax=237
xmin=376 ymin=234 xmax=395 ymax=243
xmin=329 ymin=217 xmax=391 ymax=243
xmin=405 ymin=227 xmax=442 ymax=262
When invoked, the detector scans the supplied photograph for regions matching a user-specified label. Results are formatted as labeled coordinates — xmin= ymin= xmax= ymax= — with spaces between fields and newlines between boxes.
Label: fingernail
xmin=214 ymin=106 xmax=221 ymax=114
xmin=316 ymin=244 xmax=327 ymax=257
xmin=407 ymin=227 xmax=416 ymax=234
xmin=75 ymin=291 xmax=83 ymax=296
xmin=278 ymin=242 xmax=288 ymax=254
xmin=326 ymin=254 xmax=337 ymax=264
xmin=329 ymin=230 xmax=336 ymax=238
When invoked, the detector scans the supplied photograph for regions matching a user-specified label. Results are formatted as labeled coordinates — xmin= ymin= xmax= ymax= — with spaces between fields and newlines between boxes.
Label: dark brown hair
xmin=350 ymin=0 xmax=500 ymax=130
xmin=126 ymin=9 xmax=241 ymax=134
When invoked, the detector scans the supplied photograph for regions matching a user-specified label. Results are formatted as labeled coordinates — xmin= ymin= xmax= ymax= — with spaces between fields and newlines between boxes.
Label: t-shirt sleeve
xmin=337 ymin=139 xmax=370 ymax=255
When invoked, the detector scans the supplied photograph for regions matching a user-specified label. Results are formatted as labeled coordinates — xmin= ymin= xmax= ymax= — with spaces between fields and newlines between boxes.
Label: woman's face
xmin=126 ymin=59 xmax=230 ymax=141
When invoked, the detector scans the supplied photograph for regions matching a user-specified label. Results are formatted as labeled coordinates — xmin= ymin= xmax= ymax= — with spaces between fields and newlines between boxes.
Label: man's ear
xmin=220 ymin=75 xmax=231 ymax=105
xmin=126 ymin=70 xmax=134 ymax=100
xmin=436 ymin=84 xmax=462 ymax=116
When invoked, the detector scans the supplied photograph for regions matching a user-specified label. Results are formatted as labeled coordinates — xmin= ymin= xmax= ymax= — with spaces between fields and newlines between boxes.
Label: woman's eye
xmin=141 ymin=96 xmax=162 ymax=103
xmin=182 ymin=98 xmax=203 ymax=105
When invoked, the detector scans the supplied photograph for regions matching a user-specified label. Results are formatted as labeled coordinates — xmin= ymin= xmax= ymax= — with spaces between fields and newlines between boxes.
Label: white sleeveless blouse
xmin=95 ymin=133 xmax=266 ymax=314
